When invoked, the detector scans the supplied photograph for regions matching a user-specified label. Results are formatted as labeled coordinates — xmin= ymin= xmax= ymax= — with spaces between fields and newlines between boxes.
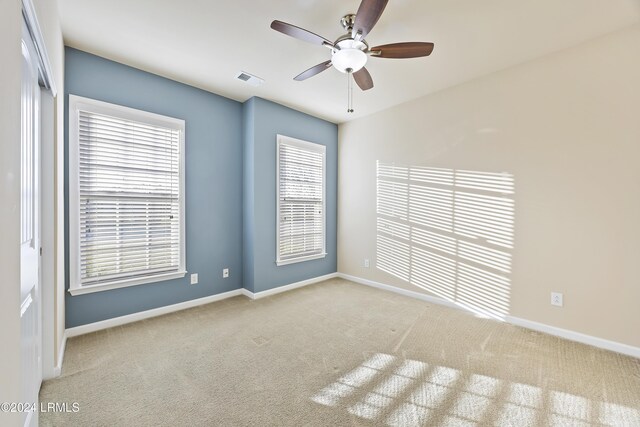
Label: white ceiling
xmin=58 ymin=0 xmax=640 ymax=124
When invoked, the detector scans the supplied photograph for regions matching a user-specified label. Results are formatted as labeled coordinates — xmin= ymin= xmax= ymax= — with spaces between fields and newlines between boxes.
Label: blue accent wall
xmin=65 ymin=49 xmax=338 ymax=327
xmin=243 ymin=97 xmax=338 ymax=293
xmin=64 ymin=48 xmax=243 ymax=327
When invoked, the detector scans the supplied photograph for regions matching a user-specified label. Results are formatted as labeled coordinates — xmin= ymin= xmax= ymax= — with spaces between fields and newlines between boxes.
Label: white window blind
xmin=69 ymin=95 xmax=186 ymax=295
xmin=277 ymin=135 xmax=326 ymax=266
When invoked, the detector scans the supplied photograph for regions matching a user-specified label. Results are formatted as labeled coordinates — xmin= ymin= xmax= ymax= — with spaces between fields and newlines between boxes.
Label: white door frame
xmin=21 ymin=0 xmax=58 ymax=382
xmin=40 ymin=89 xmax=55 ymax=380
xmin=21 ymin=0 xmax=57 ymax=95
xmin=21 ymin=20 xmax=42 ymax=427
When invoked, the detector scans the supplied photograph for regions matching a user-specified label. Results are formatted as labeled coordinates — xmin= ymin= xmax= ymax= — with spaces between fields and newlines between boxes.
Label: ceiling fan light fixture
xmin=332 ymin=48 xmax=367 ymax=73
xmin=331 ymin=39 xmax=368 ymax=73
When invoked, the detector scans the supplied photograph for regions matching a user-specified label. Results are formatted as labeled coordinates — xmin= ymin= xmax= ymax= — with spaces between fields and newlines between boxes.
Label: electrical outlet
xmin=364 ymin=259 xmax=370 ymax=268
xmin=223 ymin=268 xmax=229 ymax=278
xmin=551 ymin=292 xmax=563 ymax=307
xmin=190 ymin=273 xmax=198 ymax=285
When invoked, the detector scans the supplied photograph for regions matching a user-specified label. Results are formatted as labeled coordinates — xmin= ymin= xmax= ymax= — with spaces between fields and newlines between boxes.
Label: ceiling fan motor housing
xmin=340 ymin=13 xmax=357 ymax=32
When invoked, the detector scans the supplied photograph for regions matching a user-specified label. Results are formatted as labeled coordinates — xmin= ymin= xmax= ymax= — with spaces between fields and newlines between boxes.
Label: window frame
xmin=68 ymin=95 xmax=186 ymax=296
xmin=276 ymin=134 xmax=327 ymax=266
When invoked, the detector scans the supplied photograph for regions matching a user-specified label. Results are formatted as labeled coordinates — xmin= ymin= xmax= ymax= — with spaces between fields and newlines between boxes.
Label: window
xmin=68 ymin=95 xmax=186 ymax=295
xmin=276 ymin=135 xmax=326 ymax=266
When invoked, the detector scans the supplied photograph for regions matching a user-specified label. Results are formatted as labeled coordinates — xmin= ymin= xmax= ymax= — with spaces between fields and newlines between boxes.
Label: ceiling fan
xmin=270 ymin=0 xmax=434 ymax=95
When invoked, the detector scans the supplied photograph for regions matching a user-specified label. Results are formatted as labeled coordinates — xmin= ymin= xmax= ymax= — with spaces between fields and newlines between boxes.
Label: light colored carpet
xmin=40 ymin=278 xmax=640 ymax=426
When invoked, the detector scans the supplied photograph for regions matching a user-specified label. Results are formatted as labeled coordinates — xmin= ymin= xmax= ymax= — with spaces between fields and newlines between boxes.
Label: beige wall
xmin=338 ymin=24 xmax=640 ymax=348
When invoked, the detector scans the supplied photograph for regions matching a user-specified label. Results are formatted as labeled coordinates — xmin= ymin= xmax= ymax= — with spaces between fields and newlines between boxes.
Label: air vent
xmin=235 ymin=71 xmax=265 ymax=87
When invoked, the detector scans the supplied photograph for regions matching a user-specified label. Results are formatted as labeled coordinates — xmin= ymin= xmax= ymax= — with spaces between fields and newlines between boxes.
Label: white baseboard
xmin=52 ymin=332 xmax=67 ymax=377
xmin=64 ymin=272 xmax=340 ymax=338
xmin=63 ymin=271 xmax=637 ymax=359
xmin=504 ymin=315 xmax=640 ymax=359
xmin=338 ymin=273 xmax=460 ymax=310
xmin=337 ymin=273 xmax=640 ymax=360
xmin=242 ymin=272 xmax=339 ymax=300
xmin=66 ymin=289 xmax=244 ymax=338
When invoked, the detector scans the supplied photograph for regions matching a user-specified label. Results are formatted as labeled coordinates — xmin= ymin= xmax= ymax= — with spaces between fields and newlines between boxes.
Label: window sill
xmin=68 ymin=270 xmax=187 ymax=296
xmin=276 ymin=253 xmax=327 ymax=267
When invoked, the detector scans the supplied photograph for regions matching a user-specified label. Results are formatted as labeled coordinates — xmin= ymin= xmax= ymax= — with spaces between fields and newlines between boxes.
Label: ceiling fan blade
xmin=352 ymin=0 xmax=389 ymax=39
xmin=370 ymin=42 xmax=435 ymax=59
xmin=294 ymin=60 xmax=333 ymax=81
xmin=271 ymin=20 xmax=333 ymax=46
xmin=353 ymin=67 xmax=374 ymax=91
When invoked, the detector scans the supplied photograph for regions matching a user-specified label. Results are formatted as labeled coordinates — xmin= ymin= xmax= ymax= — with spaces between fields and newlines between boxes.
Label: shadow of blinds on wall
xmin=376 ymin=162 xmax=515 ymax=319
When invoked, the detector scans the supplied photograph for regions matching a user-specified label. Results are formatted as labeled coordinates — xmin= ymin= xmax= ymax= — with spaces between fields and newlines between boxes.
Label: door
xmin=21 ymin=20 xmax=42 ymax=427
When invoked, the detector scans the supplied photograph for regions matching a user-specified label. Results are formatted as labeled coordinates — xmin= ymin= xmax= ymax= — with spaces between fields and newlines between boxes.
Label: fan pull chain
xmin=347 ymin=71 xmax=354 ymax=113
